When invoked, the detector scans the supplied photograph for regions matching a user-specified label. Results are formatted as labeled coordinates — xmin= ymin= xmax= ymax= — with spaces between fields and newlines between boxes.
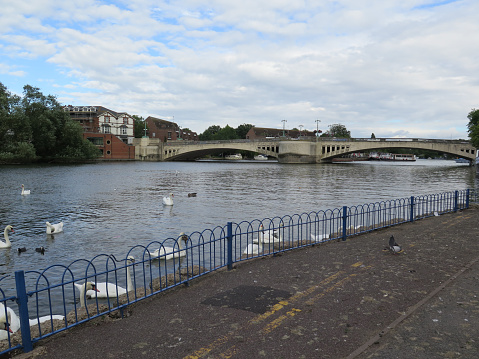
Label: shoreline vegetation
xmin=0 ymin=83 xmax=101 ymax=164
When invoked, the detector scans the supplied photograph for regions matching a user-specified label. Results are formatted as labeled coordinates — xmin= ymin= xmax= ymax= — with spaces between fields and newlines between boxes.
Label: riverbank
xmin=15 ymin=205 xmax=479 ymax=358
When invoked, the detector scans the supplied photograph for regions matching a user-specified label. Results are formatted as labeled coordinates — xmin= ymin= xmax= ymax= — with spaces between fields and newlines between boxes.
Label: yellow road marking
xmin=185 ymin=264 xmax=371 ymax=358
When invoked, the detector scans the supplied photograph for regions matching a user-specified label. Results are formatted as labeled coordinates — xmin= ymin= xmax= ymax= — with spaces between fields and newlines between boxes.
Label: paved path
xmin=16 ymin=207 xmax=479 ymax=358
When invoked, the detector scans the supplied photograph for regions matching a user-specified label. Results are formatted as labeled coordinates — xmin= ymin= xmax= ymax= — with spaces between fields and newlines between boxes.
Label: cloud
xmin=0 ymin=0 xmax=478 ymax=138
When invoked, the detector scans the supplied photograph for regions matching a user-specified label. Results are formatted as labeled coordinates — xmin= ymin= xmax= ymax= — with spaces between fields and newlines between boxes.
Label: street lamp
xmin=315 ymin=118 xmax=321 ymax=141
xmin=299 ymin=124 xmax=304 ymax=138
xmin=282 ymin=119 xmax=287 ymax=137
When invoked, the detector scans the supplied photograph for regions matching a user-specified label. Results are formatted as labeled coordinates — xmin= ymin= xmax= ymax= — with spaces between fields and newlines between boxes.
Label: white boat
xmin=225 ymin=153 xmax=242 ymax=160
xmin=254 ymin=154 xmax=268 ymax=161
xmin=455 ymin=158 xmax=469 ymax=164
xmin=369 ymin=153 xmax=416 ymax=161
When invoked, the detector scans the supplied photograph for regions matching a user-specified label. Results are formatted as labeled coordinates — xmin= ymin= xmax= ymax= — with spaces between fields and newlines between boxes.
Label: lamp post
xmin=299 ymin=124 xmax=304 ymax=138
xmin=315 ymin=118 xmax=321 ymax=141
xmin=142 ymin=120 xmax=148 ymax=138
xmin=282 ymin=119 xmax=287 ymax=137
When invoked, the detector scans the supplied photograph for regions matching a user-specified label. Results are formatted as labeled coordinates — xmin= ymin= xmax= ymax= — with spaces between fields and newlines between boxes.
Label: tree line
xmin=0 ymin=83 xmax=100 ymax=163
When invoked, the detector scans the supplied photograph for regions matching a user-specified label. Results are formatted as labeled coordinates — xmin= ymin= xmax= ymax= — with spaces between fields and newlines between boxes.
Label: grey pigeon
xmin=389 ymin=236 xmax=402 ymax=254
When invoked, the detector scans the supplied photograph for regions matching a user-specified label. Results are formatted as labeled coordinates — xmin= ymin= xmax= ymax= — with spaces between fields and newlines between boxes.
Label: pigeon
xmin=388 ymin=236 xmax=402 ymax=254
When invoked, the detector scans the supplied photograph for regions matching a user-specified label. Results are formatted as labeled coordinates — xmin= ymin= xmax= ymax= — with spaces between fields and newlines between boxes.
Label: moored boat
xmin=225 ymin=153 xmax=242 ymax=160
xmin=254 ymin=154 xmax=268 ymax=161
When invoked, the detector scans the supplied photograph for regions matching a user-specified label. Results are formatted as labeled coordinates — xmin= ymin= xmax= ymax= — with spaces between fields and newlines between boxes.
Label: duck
xmin=244 ymin=225 xmax=264 ymax=255
xmin=188 ymin=193 xmax=197 ymax=197
xmin=163 ymin=193 xmax=174 ymax=206
xmin=74 ymin=282 xmax=99 ymax=307
xmin=46 ymin=221 xmax=63 ymax=234
xmin=82 ymin=256 xmax=135 ymax=299
xmin=151 ymin=233 xmax=188 ymax=260
xmin=389 ymin=235 xmax=402 ymax=254
xmin=17 ymin=247 xmax=27 ymax=253
xmin=35 ymin=247 xmax=45 ymax=254
xmin=21 ymin=184 xmax=30 ymax=195
xmin=0 ymin=225 xmax=14 ymax=248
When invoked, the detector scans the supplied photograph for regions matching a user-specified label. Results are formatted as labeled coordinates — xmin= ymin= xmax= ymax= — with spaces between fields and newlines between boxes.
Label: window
xmin=121 ymin=126 xmax=127 ymax=135
xmin=123 ymin=117 xmax=128 ymax=124
xmin=168 ymin=131 xmax=172 ymax=139
xmin=102 ymin=124 xmax=111 ymax=134
xmin=104 ymin=116 xmax=110 ymax=123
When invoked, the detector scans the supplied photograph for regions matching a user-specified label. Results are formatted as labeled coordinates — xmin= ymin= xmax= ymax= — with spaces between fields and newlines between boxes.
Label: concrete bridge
xmin=133 ymin=137 xmax=477 ymax=164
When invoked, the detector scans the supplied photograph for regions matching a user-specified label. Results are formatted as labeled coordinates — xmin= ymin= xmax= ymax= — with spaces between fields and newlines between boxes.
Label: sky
xmin=1 ymin=0 xmax=478 ymax=139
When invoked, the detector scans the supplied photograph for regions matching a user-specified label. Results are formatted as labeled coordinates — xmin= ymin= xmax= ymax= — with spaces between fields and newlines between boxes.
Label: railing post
xmin=227 ymin=222 xmax=233 ymax=270
xmin=15 ymin=270 xmax=33 ymax=353
xmin=342 ymin=206 xmax=347 ymax=241
xmin=410 ymin=196 xmax=415 ymax=222
xmin=454 ymin=190 xmax=458 ymax=212
xmin=466 ymin=189 xmax=470 ymax=209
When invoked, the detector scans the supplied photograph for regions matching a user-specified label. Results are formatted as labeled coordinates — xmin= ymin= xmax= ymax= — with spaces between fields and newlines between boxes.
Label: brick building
xmin=144 ymin=116 xmax=198 ymax=142
xmin=63 ymin=105 xmax=135 ymax=159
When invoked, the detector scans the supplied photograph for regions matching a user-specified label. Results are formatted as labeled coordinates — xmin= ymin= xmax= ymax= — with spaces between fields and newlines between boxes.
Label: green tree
xmin=0 ymin=82 xmax=100 ymax=162
xmin=321 ymin=123 xmax=351 ymax=138
xmin=199 ymin=125 xmax=222 ymax=140
xmin=235 ymin=123 xmax=253 ymax=139
xmin=371 ymin=133 xmax=376 ymax=139
xmin=133 ymin=115 xmax=146 ymax=138
xmin=467 ymin=109 xmax=479 ymax=148
xmin=215 ymin=125 xmax=237 ymax=140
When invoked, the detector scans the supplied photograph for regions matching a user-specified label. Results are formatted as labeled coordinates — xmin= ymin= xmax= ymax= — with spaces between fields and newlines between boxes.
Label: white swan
xmin=244 ymin=225 xmax=264 ymax=255
xmin=163 ymin=193 xmax=174 ymax=206
xmin=0 ymin=225 xmax=14 ymax=248
xmin=21 ymin=184 xmax=30 ymax=195
xmin=151 ymin=234 xmax=188 ymax=260
xmin=311 ymin=233 xmax=330 ymax=242
xmin=85 ymin=256 xmax=135 ymax=298
xmin=46 ymin=221 xmax=63 ymax=234
xmin=74 ymin=282 xmax=99 ymax=307
xmin=0 ymin=302 xmax=64 ymax=340
xmin=255 ymin=223 xmax=284 ymax=244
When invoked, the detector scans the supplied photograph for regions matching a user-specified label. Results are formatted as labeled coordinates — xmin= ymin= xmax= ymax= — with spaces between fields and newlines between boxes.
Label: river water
xmin=0 ymin=159 xmax=476 ymax=295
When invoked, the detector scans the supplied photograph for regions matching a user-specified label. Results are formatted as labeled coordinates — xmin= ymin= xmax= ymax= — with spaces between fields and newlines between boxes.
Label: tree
xmin=199 ymin=125 xmax=222 ymax=141
xmin=371 ymin=133 xmax=376 ymax=139
xmin=235 ymin=123 xmax=253 ymax=139
xmin=467 ymin=109 xmax=479 ymax=148
xmin=0 ymin=82 xmax=100 ymax=162
xmin=133 ymin=115 xmax=146 ymax=138
xmin=321 ymin=123 xmax=351 ymax=138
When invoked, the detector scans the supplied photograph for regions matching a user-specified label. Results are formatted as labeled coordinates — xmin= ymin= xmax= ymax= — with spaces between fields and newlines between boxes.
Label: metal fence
xmin=0 ymin=189 xmax=474 ymax=355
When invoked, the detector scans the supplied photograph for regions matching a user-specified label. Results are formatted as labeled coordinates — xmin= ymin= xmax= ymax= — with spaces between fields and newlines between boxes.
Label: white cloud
xmin=0 ymin=0 xmax=478 ymax=138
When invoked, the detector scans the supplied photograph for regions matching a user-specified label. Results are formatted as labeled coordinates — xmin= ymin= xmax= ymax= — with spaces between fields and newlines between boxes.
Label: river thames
xmin=0 ymin=159 xmax=477 ymax=287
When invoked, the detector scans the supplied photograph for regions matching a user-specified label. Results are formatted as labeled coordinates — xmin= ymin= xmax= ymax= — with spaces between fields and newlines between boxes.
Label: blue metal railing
xmin=0 ymin=189 xmax=474 ymax=355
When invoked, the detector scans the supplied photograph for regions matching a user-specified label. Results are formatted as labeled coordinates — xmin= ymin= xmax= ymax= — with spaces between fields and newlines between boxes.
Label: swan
xmin=256 ymin=223 xmax=285 ymax=244
xmin=389 ymin=235 xmax=402 ymax=254
xmin=84 ymin=256 xmax=135 ymax=299
xmin=74 ymin=282 xmax=99 ymax=307
xmin=0 ymin=225 xmax=14 ymax=248
xmin=163 ymin=193 xmax=174 ymax=206
xmin=311 ymin=233 xmax=330 ymax=242
xmin=0 ymin=302 xmax=64 ymax=339
xmin=46 ymin=221 xmax=63 ymax=234
xmin=21 ymin=184 xmax=30 ymax=195
xmin=243 ymin=225 xmax=264 ymax=255
xmin=151 ymin=233 xmax=188 ymax=260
